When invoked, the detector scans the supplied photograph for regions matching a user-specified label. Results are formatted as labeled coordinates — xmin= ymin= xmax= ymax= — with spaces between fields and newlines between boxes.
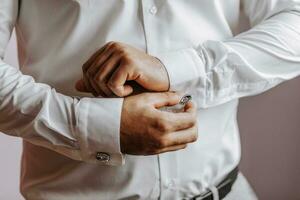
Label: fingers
xmin=82 ymin=44 xmax=108 ymax=74
xmin=86 ymin=47 xmax=114 ymax=83
xmin=80 ymin=46 xmax=107 ymax=96
xmin=94 ymin=54 xmax=124 ymax=97
xmin=183 ymin=101 xmax=194 ymax=112
xmin=79 ymin=41 xmax=171 ymax=97
xmin=164 ymin=125 xmax=198 ymax=147
xmin=148 ymin=125 xmax=198 ymax=155
xmin=107 ymin=64 xmax=135 ymax=97
xmin=80 ymin=43 xmax=114 ymax=96
xmin=94 ymin=53 xmax=121 ymax=81
xmin=120 ymin=91 xmax=198 ymax=156
xmin=160 ymin=101 xmax=197 ymax=131
xmin=149 ymin=125 xmax=198 ymax=155
xmin=80 ymin=41 xmax=145 ymax=97
xmin=149 ymin=96 xmax=198 ymax=150
xmin=75 ymin=79 xmax=91 ymax=93
xmin=87 ymin=50 xmax=115 ymax=96
xmin=146 ymin=93 xmax=197 ymax=132
xmin=82 ymin=42 xmax=132 ymax=97
xmin=143 ymin=92 xmax=181 ymax=108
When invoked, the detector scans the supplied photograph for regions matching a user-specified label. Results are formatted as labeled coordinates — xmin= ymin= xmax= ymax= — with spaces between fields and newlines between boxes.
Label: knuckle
xmin=191 ymin=119 xmax=197 ymax=127
xmin=181 ymin=144 xmax=188 ymax=149
xmin=107 ymin=41 xmax=117 ymax=48
xmin=94 ymin=74 xmax=105 ymax=83
xmin=192 ymin=135 xmax=198 ymax=142
xmin=191 ymin=130 xmax=198 ymax=142
xmin=117 ymin=50 xmax=126 ymax=58
xmin=107 ymin=80 xmax=118 ymax=89
xmin=117 ymin=45 xmax=126 ymax=52
xmin=155 ymin=118 xmax=170 ymax=132
xmin=157 ymin=138 xmax=168 ymax=148
xmin=109 ymin=42 xmax=125 ymax=52
xmin=93 ymin=75 xmax=100 ymax=83
xmin=153 ymin=136 xmax=167 ymax=149
xmin=107 ymin=82 xmax=124 ymax=97
xmin=120 ymin=55 xmax=131 ymax=65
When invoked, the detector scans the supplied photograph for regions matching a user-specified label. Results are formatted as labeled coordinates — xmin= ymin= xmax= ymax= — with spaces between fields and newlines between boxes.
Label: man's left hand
xmin=75 ymin=42 xmax=170 ymax=97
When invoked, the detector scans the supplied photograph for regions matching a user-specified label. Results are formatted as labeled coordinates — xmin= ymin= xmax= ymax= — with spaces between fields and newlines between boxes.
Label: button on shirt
xmin=149 ymin=6 xmax=158 ymax=15
xmin=1 ymin=0 xmax=300 ymax=199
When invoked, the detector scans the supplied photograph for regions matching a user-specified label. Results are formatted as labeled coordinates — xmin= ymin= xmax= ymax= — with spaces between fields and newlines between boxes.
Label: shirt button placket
xmin=141 ymin=1 xmax=177 ymax=198
xmin=141 ymin=1 xmax=159 ymax=53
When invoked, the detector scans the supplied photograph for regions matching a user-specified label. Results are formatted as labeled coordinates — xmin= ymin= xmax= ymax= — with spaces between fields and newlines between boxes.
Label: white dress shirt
xmin=0 ymin=0 xmax=300 ymax=199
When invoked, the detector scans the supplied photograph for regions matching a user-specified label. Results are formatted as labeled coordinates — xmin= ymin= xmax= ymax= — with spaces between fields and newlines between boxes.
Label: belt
xmin=190 ymin=167 xmax=239 ymax=200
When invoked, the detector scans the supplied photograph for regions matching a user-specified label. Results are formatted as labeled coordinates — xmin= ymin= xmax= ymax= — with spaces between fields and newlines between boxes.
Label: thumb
xmin=75 ymin=79 xmax=91 ymax=93
xmin=149 ymin=92 xmax=182 ymax=108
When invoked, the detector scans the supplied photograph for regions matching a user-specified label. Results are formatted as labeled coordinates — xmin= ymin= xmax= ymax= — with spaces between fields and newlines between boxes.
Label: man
xmin=0 ymin=0 xmax=300 ymax=199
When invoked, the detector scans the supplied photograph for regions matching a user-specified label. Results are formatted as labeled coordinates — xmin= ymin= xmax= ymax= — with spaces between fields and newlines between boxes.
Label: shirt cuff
xmin=154 ymin=48 xmax=206 ymax=91
xmin=76 ymin=97 xmax=125 ymax=166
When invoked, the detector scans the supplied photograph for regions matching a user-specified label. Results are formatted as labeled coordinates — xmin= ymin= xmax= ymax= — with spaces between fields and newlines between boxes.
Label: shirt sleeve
xmin=0 ymin=0 xmax=124 ymax=166
xmin=155 ymin=0 xmax=300 ymax=108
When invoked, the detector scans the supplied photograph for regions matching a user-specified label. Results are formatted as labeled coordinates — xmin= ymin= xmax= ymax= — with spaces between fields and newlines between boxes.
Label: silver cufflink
xmin=96 ymin=152 xmax=110 ymax=162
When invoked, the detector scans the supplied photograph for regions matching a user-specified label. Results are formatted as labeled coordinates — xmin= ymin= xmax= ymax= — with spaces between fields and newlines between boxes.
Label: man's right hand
xmin=120 ymin=92 xmax=198 ymax=155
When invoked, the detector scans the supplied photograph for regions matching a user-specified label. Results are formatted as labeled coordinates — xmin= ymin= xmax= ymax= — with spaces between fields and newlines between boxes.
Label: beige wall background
xmin=239 ymin=79 xmax=300 ymax=200
xmin=1 ymin=33 xmax=300 ymax=200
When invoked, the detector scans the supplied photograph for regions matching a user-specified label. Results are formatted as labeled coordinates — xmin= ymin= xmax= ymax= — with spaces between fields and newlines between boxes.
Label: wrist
xmin=153 ymin=56 xmax=170 ymax=91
